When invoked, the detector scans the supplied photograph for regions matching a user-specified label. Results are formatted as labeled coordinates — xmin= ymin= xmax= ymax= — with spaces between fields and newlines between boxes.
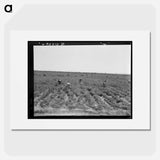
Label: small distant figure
xmin=57 ymin=80 xmax=62 ymax=85
xmin=79 ymin=79 xmax=83 ymax=84
xmin=66 ymin=82 xmax=71 ymax=86
xmin=63 ymin=82 xmax=71 ymax=92
xmin=102 ymin=80 xmax=107 ymax=87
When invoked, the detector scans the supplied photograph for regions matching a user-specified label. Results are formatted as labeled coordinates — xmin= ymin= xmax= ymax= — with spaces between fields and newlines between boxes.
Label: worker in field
xmin=66 ymin=82 xmax=71 ymax=89
xmin=63 ymin=82 xmax=71 ymax=93
xmin=67 ymin=82 xmax=71 ymax=86
xmin=63 ymin=82 xmax=71 ymax=89
xmin=57 ymin=80 xmax=62 ymax=85
xmin=102 ymin=80 xmax=107 ymax=88
xmin=55 ymin=79 xmax=62 ymax=87
xmin=79 ymin=78 xmax=83 ymax=85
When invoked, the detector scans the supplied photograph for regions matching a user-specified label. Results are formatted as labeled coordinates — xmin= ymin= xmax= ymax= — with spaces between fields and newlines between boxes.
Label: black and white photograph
xmin=28 ymin=41 xmax=132 ymax=119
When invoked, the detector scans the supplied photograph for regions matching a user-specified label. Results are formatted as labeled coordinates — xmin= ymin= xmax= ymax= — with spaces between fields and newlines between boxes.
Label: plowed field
xmin=34 ymin=71 xmax=131 ymax=117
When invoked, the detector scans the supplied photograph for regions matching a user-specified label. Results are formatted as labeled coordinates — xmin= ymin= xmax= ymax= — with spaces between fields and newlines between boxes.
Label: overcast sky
xmin=34 ymin=45 xmax=131 ymax=74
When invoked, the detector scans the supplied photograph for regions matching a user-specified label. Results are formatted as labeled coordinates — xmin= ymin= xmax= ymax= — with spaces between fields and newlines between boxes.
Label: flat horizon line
xmin=34 ymin=70 xmax=130 ymax=75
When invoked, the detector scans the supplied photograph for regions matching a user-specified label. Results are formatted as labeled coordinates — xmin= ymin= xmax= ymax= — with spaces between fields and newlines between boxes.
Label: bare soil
xmin=34 ymin=71 xmax=131 ymax=117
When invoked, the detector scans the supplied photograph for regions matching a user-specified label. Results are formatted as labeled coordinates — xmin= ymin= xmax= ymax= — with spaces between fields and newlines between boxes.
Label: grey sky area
xmin=34 ymin=45 xmax=131 ymax=74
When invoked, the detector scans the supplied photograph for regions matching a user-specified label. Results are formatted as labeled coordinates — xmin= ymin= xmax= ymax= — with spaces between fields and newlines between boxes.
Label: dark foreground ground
xmin=34 ymin=71 xmax=131 ymax=117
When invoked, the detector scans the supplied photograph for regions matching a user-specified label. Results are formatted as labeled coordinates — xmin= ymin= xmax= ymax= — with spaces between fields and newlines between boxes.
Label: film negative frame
xmin=28 ymin=41 xmax=132 ymax=119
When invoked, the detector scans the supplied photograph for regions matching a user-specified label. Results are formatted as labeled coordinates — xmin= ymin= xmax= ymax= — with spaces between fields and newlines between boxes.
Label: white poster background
xmin=10 ymin=31 xmax=150 ymax=130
